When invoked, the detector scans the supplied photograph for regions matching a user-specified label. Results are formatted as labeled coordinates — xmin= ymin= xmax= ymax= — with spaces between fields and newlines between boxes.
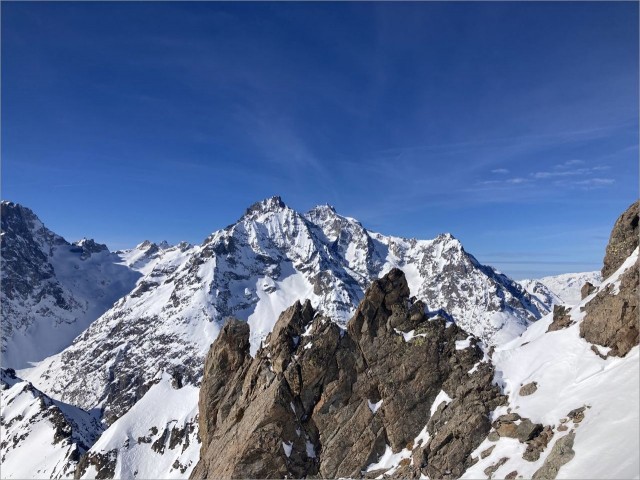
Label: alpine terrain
xmin=0 ymin=197 xmax=637 ymax=479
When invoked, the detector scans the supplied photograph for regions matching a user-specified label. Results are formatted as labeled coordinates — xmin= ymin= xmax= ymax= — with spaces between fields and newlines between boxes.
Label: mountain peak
xmin=305 ymin=203 xmax=340 ymax=224
xmin=244 ymin=195 xmax=288 ymax=217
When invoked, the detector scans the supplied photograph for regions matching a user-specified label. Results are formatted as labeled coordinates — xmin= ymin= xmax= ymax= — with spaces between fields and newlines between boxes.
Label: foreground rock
xmin=191 ymin=269 xmax=505 ymax=479
xmin=580 ymin=201 xmax=639 ymax=357
xmin=601 ymin=200 xmax=638 ymax=278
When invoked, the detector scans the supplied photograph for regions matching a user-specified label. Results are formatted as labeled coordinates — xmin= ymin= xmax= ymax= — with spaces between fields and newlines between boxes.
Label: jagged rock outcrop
xmin=580 ymin=201 xmax=639 ymax=357
xmin=601 ymin=200 xmax=638 ymax=279
xmin=192 ymin=269 xmax=505 ymax=479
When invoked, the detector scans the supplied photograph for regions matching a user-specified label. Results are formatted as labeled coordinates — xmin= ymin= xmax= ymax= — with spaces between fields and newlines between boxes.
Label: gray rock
xmin=484 ymin=457 xmax=508 ymax=478
xmin=532 ymin=431 xmax=576 ymax=479
xmin=481 ymin=445 xmax=496 ymax=459
xmin=519 ymin=381 xmax=538 ymax=396
xmin=523 ymin=426 xmax=554 ymax=462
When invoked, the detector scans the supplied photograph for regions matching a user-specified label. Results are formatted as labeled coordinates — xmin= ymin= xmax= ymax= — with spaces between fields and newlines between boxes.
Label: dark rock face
xmin=192 ymin=269 xmax=505 ymax=480
xmin=602 ymin=200 xmax=639 ymax=279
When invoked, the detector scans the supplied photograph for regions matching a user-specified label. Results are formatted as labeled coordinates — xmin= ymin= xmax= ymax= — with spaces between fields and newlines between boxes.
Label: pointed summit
xmin=243 ymin=195 xmax=288 ymax=218
xmin=305 ymin=203 xmax=338 ymax=223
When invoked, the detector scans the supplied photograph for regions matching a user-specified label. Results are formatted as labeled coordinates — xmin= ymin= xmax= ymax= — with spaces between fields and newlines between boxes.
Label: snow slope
xmin=77 ymin=374 xmax=200 ymax=479
xmin=0 ymin=368 xmax=103 ymax=479
xmin=463 ymin=249 xmax=639 ymax=479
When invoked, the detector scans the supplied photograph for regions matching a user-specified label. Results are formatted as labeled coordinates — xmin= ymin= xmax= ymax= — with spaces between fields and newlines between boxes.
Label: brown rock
xmin=580 ymin=257 xmax=639 ymax=357
xmin=581 ymin=282 xmax=596 ymax=300
xmin=191 ymin=269 xmax=506 ymax=480
xmin=492 ymin=415 xmax=542 ymax=442
xmin=567 ymin=406 xmax=586 ymax=423
xmin=602 ymin=200 xmax=639 ymax=279
xmin=547 ymin=305 xmax=573 ymax=332
xmin=523 ymin=426 xmax=554 ymax=462
xmin=505 ymin=471 xmax=519 ymax=480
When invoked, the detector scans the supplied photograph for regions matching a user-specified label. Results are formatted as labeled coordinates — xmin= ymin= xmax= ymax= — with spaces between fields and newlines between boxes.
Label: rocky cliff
xmin=580 ymin=200 xmax=639 ymax=357
xmin=192 ymin=269 xmax=505 ymax=479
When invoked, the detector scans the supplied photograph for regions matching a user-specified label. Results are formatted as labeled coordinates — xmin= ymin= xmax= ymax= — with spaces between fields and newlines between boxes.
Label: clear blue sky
xmin=2 ymin=2 xmax=638 ymax=279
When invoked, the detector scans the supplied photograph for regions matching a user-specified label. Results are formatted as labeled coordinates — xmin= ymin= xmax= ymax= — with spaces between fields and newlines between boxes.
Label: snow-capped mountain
xmin=0 ymin=201 xmax=142 ymax=369
xmin=0 ymin=368 xmax=103 ymax=479
xmin=520 ymin=271 xmax=602 ymax=308
xmin=22 ymin=196 xmax=545 ymax=426
xmin=188 ymin=201 xmax=639 ymax=480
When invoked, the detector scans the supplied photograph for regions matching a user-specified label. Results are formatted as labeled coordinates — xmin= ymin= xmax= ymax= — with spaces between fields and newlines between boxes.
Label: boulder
xmin=519 ymin=382 xmax=538 ymax=396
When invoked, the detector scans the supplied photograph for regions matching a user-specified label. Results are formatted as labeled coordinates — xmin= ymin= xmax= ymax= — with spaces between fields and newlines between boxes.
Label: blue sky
xmin=2 ymin=2 xmax=638 ymax=279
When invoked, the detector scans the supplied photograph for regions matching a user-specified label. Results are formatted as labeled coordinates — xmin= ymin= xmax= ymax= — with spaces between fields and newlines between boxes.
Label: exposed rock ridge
xmin=191 ymin=269 xmax=505 ymax=479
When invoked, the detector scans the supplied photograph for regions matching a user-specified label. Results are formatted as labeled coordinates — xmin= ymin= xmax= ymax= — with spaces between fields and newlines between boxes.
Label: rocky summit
xmin=192 ymin=268 xmax=504 ymax=480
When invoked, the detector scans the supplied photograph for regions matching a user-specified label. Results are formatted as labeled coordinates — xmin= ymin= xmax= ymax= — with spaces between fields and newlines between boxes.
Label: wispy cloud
xmin=491 ymin=168 xmax=509 ymax=174
xmin=479 ymin=160 xmax=615 ymax=192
